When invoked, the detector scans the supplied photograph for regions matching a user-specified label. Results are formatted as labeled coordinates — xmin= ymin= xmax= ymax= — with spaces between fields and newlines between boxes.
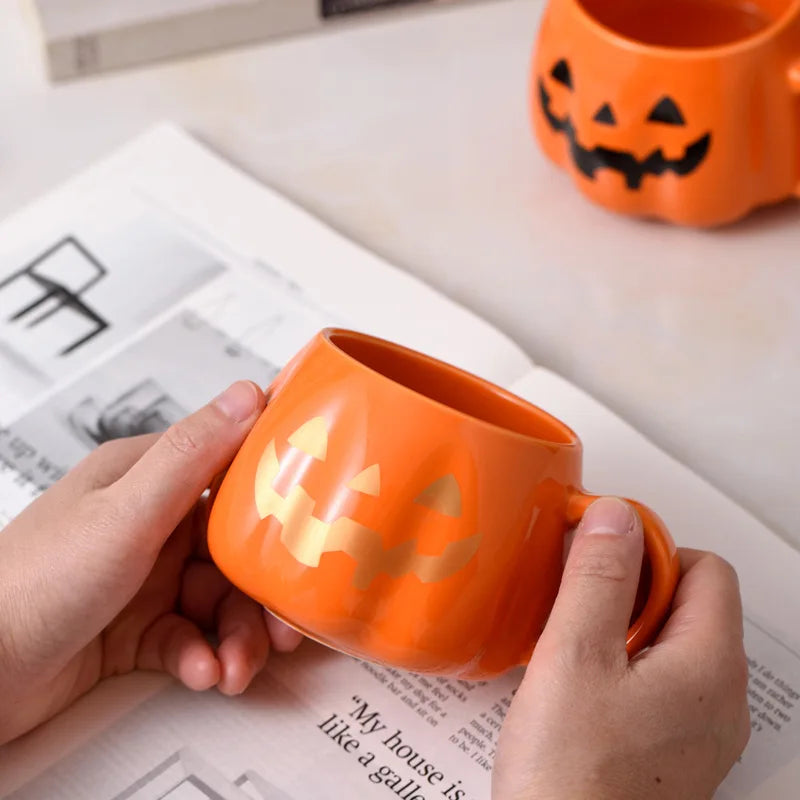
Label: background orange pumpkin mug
xmin=531 ymin=0 xmax=800 ymax=226
xmin=208 ymin=329 xmax=680 ymax=679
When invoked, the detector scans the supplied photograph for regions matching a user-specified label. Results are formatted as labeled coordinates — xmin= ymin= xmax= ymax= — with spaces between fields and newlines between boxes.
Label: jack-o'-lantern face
xmin=530 ymin=0 xmax=800 ymax=226
xmin=538 ymin=58 xmax=712 ymax=189
xmin=253 ymin=416 xmax=482 ymax=590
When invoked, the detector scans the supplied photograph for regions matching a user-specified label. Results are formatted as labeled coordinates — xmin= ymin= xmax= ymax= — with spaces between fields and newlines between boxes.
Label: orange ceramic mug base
xmin=209 ymin=329 xmax=680 ymax=679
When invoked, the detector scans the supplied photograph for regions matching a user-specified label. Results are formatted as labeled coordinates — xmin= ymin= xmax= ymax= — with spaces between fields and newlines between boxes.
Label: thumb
xmin=108 ymin=380 xmax=265 ymax=550
xmin=539 ymin=497 xmax=643 ymax=670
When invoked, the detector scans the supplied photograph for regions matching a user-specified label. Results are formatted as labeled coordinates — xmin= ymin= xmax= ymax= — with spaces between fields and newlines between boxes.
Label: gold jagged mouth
xmin=254 ymin=439 xmax=482 ymax=590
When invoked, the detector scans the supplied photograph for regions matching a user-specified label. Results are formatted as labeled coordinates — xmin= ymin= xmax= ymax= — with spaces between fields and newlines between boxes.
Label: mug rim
xmin=568 ymin=0 xmax=800 ymax=58
xmin=319 ymin=327 xmax=580 ymax=450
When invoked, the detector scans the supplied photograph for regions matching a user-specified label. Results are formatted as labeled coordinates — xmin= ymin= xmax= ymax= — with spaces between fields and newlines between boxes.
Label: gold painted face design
xmin=254 ymin=417 xmax=481 ymax=590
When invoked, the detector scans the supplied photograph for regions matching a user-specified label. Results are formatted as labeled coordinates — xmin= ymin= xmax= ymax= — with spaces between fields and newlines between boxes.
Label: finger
xmin=265 ymin=611 xmax=304 ymax=653
xmin=180 ymin=561 xmax=233 ymax=629
xmin=136 ymin=613 xmax=220 ymax=691
xmin=672 ymin=547 xmax=709 ymax=572
xmin=653 ymin=548 xmax=744 ymax=649
xmin=72 ymin=434 xmax=161 ymax=489
xmin=39 ymin=435 xmax=160 ymax=508
xmin=216 ymin=590 xmax=271 ymax=696
xmin=538 ymin=497 xmax=643 ymax=670
xmin=108 ymin=381 xmax=265 ymax=555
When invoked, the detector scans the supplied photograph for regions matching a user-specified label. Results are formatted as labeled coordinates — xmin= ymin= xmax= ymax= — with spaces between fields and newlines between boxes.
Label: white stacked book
xmin=28 ymin=0 xmax=479 ymax=82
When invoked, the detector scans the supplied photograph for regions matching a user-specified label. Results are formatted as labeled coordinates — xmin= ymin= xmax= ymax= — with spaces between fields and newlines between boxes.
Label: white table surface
xmin=1 ymin=0 xmax=798 ymax=547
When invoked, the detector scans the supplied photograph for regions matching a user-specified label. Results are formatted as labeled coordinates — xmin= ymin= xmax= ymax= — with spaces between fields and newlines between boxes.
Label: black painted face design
xmin=539 ymin=59 xmax=712 ymax=189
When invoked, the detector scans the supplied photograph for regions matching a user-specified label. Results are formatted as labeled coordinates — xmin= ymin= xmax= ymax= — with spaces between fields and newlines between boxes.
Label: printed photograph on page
xmin=0 ymin=188 xmax=343 ymax=499
xmin=0 ymin=311 xmax=277 ymax=491
xmin=0 ymin=203 xmax=224 ymax=419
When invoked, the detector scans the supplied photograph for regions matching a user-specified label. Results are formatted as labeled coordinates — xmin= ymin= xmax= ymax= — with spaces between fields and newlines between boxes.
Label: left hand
xmin=0 ymin=381 xmax=302 ymax=745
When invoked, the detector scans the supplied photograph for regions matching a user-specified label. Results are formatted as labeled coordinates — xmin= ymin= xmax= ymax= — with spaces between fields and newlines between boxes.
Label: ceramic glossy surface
xmin=208 ymin=329 xmax=680 ymax=679
xmin=532 ymin=0 xmax=800 ymax=226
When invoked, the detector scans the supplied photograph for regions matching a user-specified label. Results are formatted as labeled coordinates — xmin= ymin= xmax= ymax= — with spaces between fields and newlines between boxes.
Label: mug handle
xmin=566 ymin=491 xmax=681 ymax=656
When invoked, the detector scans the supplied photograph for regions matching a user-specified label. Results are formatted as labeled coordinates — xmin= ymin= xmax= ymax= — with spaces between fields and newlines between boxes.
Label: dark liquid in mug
xmin=579 ymin=0 xmax=776 ymax=47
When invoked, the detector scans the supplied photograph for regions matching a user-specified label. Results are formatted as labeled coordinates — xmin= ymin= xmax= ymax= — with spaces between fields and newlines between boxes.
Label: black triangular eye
xmin=550 ymin=59 xmax=573 ymax=90
xmin=647 ymin=96 xmax=685 ymax=125
xmin=593 ymin=103 xmax=616 ymax=125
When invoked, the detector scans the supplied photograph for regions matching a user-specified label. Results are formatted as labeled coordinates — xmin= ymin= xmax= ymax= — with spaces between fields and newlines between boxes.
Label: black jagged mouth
xmin=538 ymin=80 xmax=711 ymax=190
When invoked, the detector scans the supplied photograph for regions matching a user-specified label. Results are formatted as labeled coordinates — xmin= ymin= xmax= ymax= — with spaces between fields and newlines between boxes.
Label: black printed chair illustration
xmin=0 ymin=236 xmax=109 ymax=356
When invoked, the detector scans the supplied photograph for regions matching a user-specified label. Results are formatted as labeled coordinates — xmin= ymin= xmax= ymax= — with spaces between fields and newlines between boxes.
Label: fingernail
xmin=580 ymin=497 xmax=637 ymax=536
xmin=214 ymin=381 xmax=259 ymax=422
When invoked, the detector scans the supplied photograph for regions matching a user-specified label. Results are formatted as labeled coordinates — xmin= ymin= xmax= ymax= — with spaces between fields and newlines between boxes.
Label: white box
xmin=29 ymin=0 xmax=482 ymax=82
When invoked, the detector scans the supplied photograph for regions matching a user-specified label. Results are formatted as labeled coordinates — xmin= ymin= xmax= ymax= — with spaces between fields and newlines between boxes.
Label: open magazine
xmin=0 ymin=125 xmax=797 ymax=799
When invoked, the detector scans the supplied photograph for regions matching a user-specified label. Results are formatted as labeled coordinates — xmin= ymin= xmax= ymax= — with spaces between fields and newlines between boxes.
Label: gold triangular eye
xmin=414 ymin=474 xmax=462 ymax=517
xmin=287 ymin=417 xmax=328 ymax=461
xmin=347 ymin=464 xmax=381 ymax=496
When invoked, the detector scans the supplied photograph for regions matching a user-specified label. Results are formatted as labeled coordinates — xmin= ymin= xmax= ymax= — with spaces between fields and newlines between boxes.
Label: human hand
xmin=493 ymin=497 xmax=750 ymax=800
xmin=0 ymin=381 xmax=302 ymax=745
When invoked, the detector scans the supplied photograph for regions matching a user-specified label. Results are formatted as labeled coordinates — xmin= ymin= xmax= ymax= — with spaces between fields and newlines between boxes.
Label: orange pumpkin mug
xmin=208 ymin=329 xmax=680 ymax=679
xmin=531 ymin=0 xmax=800 ymax=226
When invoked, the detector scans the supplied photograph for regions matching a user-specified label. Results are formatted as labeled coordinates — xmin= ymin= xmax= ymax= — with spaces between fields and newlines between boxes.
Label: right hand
xmin=493 ymin=497 xmax=750 ymax=800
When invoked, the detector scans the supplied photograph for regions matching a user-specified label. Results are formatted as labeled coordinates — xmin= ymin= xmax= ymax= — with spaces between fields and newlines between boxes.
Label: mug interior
xmin=328 ymin=331 xmax=576 ymax=446
xmin=577 ymin=0 xmax=794 ymax=47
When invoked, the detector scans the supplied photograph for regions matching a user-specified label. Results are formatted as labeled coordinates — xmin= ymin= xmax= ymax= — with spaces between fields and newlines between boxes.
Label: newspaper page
xmin=1 ymin=126 xmax=799 ymax=799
